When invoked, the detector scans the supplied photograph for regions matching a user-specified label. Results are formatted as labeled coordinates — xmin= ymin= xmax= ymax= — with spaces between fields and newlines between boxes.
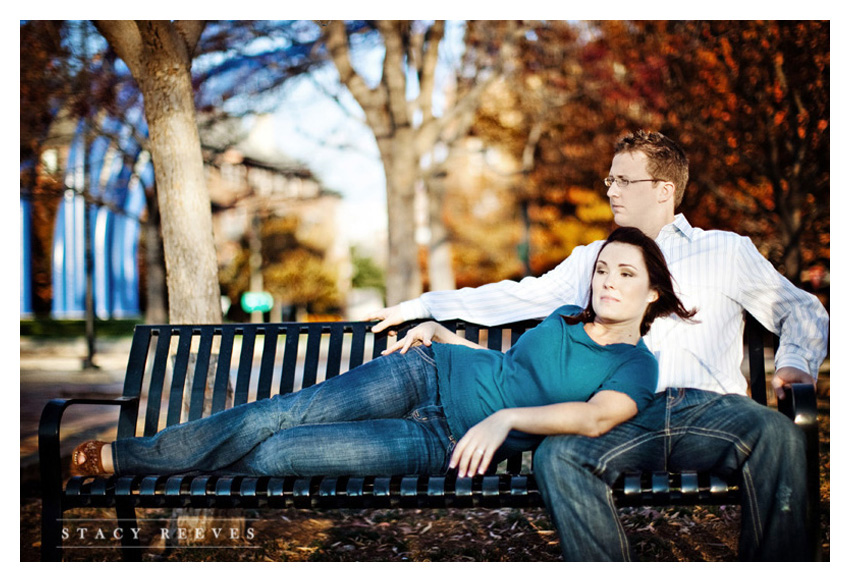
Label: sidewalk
xmin=20 ymin=336 xmax=133 ymax=481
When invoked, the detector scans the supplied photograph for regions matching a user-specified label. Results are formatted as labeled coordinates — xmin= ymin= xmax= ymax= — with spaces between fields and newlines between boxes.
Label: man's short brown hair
xmin=615 ymin=130 xmax=690 ymax=207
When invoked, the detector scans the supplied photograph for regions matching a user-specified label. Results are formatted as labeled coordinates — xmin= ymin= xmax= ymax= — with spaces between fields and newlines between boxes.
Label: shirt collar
xmin=656 ymin=214 xmax=695 ymax=241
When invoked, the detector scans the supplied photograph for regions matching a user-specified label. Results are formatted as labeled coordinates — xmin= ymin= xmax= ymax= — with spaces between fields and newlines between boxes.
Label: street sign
xmin=241 ymin=291 xmax=274 ymax=313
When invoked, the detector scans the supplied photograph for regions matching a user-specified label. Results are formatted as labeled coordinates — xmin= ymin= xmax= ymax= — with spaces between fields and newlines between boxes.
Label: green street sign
xmin=241 ymin=291 xmax=274 ymax=313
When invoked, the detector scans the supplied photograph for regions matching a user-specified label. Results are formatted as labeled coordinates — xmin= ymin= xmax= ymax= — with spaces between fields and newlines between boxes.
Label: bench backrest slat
xmin=188 ymin=327 xmax=215 ymax=422
xmin=257 ymin=327 xmax=279 ymax=401
xmin=488 ymin=328 xmax=504 ymax=351
xmin=326 ymin=325 xmax=345 ymax=379
xmin=348 ymin=324 xmax=367 ymax=370
xmin=372 ymin=329 xmax=389 ymax=357
xmin=463 ymin=323 xmax=481 ymax=345
xmin=278 ymin=325 xmax=301 ymax=395
xmin=234 ymin=326 xmax=257 ymax=406
xmin=302 ymin=325 xmax=324 ymax=388
xmin=212 ymin=327 xmax=235 ymax=414
xmin=144 ymin=327 xmax=173 ymax=436
xmin=117 ymin=325 xmax=153 ymax=439
xmin=165 ymin=327 xmax=194 ymax=427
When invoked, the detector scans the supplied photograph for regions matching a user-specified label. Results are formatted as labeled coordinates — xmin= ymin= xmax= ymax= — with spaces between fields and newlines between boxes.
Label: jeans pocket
xmin=408 ymin=345 xmax=437 ymax=368
xmin=410 ymin=404 xmax=455 ymax=448
xmin=667 ymin=387 xmax=688 ymax=408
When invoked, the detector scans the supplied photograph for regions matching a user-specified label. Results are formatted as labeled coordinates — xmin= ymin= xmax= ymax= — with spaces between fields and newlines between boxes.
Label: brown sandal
xmin=70 ymin=440 xmax=109 ymax=476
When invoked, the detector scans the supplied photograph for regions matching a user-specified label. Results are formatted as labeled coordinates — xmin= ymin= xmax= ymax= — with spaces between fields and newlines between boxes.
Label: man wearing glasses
xmin=367 ymin=130 xmax=828 ymax=561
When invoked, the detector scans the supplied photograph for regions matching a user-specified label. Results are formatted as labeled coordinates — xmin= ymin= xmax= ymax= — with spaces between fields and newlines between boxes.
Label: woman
xmin=72 ymin=227 xmax=696 ymax=480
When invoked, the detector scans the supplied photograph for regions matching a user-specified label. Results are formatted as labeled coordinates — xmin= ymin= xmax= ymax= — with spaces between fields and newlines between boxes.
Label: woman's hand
xmin=450 ymin=410 xmax=514 ymax=478
xmin=382 ymin=322 xmax=446 ymax=355
xmin=382 ymin=321 xmax=486 ymax=356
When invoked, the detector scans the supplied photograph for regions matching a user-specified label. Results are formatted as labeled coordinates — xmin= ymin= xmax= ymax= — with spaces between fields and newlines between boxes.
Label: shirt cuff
xmin=774 ymin=352 xmax=819 ymax=380
xmin=399 ymin=298 xmax=431 ymax=322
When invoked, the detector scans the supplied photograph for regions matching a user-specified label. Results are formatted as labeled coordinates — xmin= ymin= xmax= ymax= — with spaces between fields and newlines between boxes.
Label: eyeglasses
xmin=604 ymin=177 xmax=661 ymax=188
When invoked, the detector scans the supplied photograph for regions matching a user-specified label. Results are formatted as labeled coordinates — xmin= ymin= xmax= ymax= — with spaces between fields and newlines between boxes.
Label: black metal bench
xmin=39 ymin=314 xmax=820 ymax=561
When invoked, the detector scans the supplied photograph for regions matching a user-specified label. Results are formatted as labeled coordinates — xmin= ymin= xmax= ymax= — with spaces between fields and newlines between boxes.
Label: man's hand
xmin=449 ymin=411 xmax=513 ymax=478
xmin=365 ymin=304 xmax=405 ymax=335
xmin=772 ymin=366 xmax=816 ymax=400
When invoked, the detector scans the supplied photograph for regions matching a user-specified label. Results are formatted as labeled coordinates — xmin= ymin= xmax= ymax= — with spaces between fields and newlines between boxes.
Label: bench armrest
xmin=776 ymin=383 xmax=818 ymax=431
xmin=38 ymin=396 xmax=139 ymax=491
xmin=39 ymin=396 xmax=138 ymax=442
xmin=775 ymin=383 xmax=818 ymax=479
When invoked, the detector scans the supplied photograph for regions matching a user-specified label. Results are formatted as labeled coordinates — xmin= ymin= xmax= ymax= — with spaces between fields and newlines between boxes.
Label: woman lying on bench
xmin=71 ymin=227 xmax=695 ymax=480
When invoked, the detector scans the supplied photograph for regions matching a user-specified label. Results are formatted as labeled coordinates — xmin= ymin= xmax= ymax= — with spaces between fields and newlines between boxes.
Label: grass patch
xmin=20 ymin=318 xmax=141 ymax=338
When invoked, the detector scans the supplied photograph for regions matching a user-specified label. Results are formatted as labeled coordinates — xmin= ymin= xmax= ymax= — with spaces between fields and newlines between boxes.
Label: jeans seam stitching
xmin=667 ymin=427 xmax=754 ymax=456
xmin=596 ymin=432 xmax=668 ymax=475
xmin=604 ymin=487 xmax=632 ymax=560
xmin=741 ymin=465 xmax=762 ymax=547
xmin=410 ymin=345 xmax=437 ymax=367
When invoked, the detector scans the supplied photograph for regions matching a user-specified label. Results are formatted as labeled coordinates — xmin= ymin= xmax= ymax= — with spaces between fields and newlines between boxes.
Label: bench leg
xmin=805 ymin=417 xmax=822 ymax=560
xmin=40 ymin=495 xmax=63 ymax=561
xmin=783 ymin=383 xmax=821 ymax=560
xmin=116 ymin=502 xmax=143 ymax=561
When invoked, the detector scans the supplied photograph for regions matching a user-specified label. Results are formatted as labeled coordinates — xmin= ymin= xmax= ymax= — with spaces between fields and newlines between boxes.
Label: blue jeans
xmin=113 ymin=346 xmax=456 ymax=476
xmin=533 ymin=388 xmax=809 ymax=561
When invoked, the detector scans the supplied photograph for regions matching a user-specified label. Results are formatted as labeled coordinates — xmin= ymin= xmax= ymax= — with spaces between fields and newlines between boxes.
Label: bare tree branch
xmin=416 ymin=20 xmax=445 ymax=129
xmin=92 ymin=20 xmax=143 ymax=78
xmin=325 ymin=22 xmax=376 ymax=106
xmin=174 ymin=20 xmax=206 ymax=56
xmin=377 ymin=21 xmax=411 ymax=131
xmin=415 ymin=68 xmax=495 ymax=156
xmin=135 ymin=20 xmax=192 ymax=66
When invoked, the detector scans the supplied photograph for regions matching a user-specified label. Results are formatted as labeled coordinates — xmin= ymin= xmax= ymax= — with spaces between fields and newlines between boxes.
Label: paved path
xmin=20 ymin=337 xmax=132 ymax=480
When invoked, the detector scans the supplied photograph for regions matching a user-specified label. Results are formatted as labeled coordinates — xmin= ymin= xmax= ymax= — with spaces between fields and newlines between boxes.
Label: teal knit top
xmin=432 ymin=304 xmax=658 ymax=440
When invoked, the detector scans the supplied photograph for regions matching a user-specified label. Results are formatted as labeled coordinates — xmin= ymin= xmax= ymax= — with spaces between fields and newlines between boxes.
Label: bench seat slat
xmin=190 ymin=476 xmax=211 ymax=497
xmin=165 ymin=475 xmax=185 ymax=496
xmin=215 ymin=477 xmax=235 ymax=497
xmin=139 ymin=476 xmax=161 ymax=496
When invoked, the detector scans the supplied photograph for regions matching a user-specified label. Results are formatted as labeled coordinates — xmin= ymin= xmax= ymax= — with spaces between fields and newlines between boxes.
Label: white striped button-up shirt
xmin=403 ymin=215 xmax=829 ymax=396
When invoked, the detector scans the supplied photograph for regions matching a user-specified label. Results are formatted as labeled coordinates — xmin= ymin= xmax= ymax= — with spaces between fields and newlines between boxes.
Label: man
xmin=368 ymin=130 xmax=829 ymax=561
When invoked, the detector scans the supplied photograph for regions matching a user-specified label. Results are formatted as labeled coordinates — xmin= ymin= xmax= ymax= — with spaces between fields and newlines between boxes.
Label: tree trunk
xmin=378 ymin=132 xmax=422 ymax=305
xmin=778 ymin=185 xmax=804 ymax=283
xmin=139 ymin=54 xmax=220 ymax=324
xmin=94 ymin=20 xmax=220 ymax=325
xmin=425 ymin=171 xmax=455 ymax=291
xmin=143 ymin=185 xmax=168 ymax=323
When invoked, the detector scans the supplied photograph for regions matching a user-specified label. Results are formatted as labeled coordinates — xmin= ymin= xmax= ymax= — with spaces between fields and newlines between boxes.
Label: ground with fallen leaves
xmin=21 ymin=400 xmax=829 ymax=562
